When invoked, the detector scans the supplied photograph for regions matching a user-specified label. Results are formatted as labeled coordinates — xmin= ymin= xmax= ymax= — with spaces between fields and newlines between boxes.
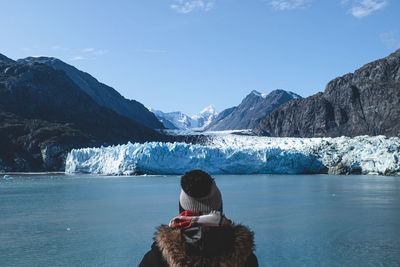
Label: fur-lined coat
xmin=139 ymin=224 xmax=258 ymax=267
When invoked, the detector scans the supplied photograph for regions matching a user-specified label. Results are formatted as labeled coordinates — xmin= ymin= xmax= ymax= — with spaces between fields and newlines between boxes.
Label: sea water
xmin=1 ymin=174 xmax=399 ymax=266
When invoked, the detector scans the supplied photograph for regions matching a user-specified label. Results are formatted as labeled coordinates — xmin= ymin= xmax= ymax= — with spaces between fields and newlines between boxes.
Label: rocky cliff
xmin=254 ymin=49 xmax=400 ymax=137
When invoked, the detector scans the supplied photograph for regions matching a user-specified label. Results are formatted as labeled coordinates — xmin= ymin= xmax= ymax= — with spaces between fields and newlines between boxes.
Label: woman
xmin=139 ymin=170 xmax=258 ymax=267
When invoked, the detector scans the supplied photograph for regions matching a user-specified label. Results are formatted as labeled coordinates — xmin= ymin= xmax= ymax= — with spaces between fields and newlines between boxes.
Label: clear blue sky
xmin=1 ymin=0 xmax=399 ymax=115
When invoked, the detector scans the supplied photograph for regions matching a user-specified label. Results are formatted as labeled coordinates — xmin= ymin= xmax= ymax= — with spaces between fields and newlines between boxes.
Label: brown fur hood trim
xmin=154 ymin=224 xmax=255 ymax=267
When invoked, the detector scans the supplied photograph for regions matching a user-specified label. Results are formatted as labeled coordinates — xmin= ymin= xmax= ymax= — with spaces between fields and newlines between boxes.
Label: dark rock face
xmin=255 ymin=49 xmax=400 ymax=137
xmin=0 ymin=55 xmax=166 ymax=171
xmin=206 ymin=90 xmax=301 ymax=131
xmin=206 ymin=107 xmax=236 ymax=130
xmin=18 ymin=57 xmax=165 ymax=129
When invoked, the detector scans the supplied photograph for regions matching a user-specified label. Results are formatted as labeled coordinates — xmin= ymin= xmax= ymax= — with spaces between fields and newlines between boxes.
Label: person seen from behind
xmin=139 ymin=169 xmax=258 ymax=266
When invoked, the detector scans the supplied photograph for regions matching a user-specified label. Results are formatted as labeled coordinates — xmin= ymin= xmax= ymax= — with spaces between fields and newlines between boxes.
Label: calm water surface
xmin=1 ymin=174 xmax=400 ymax=266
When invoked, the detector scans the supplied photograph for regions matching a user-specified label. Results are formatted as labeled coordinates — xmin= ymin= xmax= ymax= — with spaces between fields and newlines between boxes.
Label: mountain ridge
xmin=254 ymin=49 xmax=400 ymax=137
xmin=18 ymin=56 xmax=164 ymax=129
xmin=206 ymin=89 xmax=301 ymax=131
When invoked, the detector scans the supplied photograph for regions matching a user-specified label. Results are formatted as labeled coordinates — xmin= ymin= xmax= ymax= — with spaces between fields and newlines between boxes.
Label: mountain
xmin=191 ymin=105 xmax=218 ymax=129
xmin=254 ymin=49 xmax=400 ymax=137
xmin=149 ymin=111 xmax=179 ymax=130
xmin=0 ymin=53 xmax=165 ymax=171
xmin=0 ymin=54 xmax=14 ymax=64
xmin=206 ymin=89 xmax=301 ymax=131
xmin=150 ymin=109 xmax=193 ymax=129
xmin=150 ymin=105 xmax=218 ymax=130
xmin=18 ymin=56 xmax=164 ymax=129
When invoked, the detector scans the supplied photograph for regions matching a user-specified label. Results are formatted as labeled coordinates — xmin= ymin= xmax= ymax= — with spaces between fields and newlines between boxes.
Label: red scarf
xmin=169 ymin=211 xmax=232 ymax=229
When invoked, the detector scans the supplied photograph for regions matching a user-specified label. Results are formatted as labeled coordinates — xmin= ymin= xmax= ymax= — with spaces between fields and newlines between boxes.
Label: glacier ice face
xmin=65 ymin=135 xmax=400 ymax=176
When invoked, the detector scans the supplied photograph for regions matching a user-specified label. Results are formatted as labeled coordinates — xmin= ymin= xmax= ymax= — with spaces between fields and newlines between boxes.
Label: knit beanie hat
xmin=179 ymin=170 xmax=222 ymax=213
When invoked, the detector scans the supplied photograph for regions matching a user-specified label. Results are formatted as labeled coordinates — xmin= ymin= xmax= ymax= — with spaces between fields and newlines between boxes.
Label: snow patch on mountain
xmin=251 ymin=90 xmax=267 ymax=99
xmin=288 ymin=91 xmax=302 ymax=99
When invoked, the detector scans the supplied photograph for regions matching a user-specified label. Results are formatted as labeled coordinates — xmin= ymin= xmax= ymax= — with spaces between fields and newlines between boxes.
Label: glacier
xmin=65 ymin=135 xmax=400 ymax=176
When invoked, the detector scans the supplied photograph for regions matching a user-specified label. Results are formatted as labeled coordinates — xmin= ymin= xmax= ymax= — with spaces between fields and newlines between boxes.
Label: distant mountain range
xmin=254 ymin=49 xmax=400 ymax=137
xmin=150 ymin=105 xmax=218 ymax=130
xmin=205 ymin=89 xmax=301 ymax=131
xmin=1 ymin=48 xmax=399 ymax=172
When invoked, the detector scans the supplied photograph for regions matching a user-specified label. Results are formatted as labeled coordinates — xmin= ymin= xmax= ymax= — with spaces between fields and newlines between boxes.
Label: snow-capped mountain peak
xmin=149 ymin=105 xmax=218 ymax=130
xmin=199 ymin=105 xmax=216 ymax=116
xmin=191 ymin=105 xmax=218 ymax=129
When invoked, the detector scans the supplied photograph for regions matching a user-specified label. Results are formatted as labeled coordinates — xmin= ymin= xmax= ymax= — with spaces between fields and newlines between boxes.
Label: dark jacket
xmin=139 ymin=224 xmax=258 ymax=267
